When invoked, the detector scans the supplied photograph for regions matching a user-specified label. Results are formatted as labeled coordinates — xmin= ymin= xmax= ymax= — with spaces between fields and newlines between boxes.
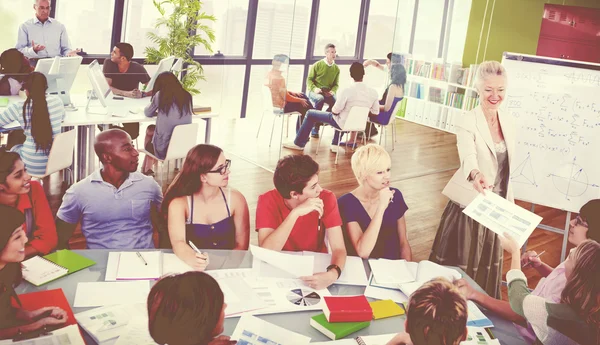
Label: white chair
xmin=138 ymin=123 xmax=199 ymax=184
xmin=256 ymin=85 xmax=301 ymax=159
xmin=29 ymin=129 xmax=77 ymax=185
xmin=315 ymin=106 xmax=370 ymax=165
xmin=367 ymin=99 xmax=402 ymax=150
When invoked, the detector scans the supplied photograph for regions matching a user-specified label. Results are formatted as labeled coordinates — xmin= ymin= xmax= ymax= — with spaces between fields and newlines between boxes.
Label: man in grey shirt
xmin=16 ymin=0 xmax=80 ymax=60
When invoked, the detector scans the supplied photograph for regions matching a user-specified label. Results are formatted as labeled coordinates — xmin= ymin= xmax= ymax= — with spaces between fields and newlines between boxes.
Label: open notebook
xmin=21 ymin=250 xmax=96 ymax=286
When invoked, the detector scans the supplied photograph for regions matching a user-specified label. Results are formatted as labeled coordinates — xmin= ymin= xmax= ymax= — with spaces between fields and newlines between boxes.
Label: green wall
xmin=462 ymin=0 xmax=600 ymax=66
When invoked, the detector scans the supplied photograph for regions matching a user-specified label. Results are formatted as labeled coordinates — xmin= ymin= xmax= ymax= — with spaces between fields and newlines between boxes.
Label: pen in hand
xmin=523 ymin=250 xmax=546 ymax=268
xmin=136 ymin=252 xmax=148 ymax=266
xmin=188 ymin=241 xmax=208 ymax=261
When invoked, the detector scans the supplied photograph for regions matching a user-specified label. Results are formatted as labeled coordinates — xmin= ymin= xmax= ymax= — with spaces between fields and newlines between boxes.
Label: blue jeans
xmin=308 ymin=91 xmax=336 ymax=111
xmin=294 ymin=110 xmax=341 ymax=147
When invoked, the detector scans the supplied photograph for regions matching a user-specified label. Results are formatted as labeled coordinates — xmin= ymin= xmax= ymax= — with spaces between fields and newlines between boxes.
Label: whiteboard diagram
xmin=548 ymin=157 xmax=599 ymax=201
xmin=511 ymin=153 xmax=537 ymax=187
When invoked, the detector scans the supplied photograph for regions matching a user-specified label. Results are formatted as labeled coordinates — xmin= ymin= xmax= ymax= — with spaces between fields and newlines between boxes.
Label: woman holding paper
xmin=148 ymin=271 xmax=233 ymax=345
xmin=429 ymin=61 xmax=516 ymax=298
xmin=338 ymin=144 xmax=412 ymax=260
xmin=498 ymin=233 xmax=600 ymax=345
xmin=456 ymin=198 xmax=600 ymax=344
xmin=163 ymin=144 xmax=250 ymax=271
xmin=0 ymin=205 xmax=68 ymax=339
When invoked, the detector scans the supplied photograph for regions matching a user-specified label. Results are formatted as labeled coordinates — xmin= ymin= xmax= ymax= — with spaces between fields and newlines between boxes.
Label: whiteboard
xmin=501 ymin=53 xmax=600 ymax=213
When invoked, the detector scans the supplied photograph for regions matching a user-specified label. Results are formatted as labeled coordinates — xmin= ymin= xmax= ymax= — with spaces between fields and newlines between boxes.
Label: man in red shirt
xmin=256 ymin=154 xmax=346 ymax=290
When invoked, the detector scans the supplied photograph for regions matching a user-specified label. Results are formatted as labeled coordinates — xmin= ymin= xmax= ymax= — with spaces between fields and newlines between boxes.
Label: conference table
xmin=0 ymin=95 xmax=218 ymax=181
xmin=15 ymin=250 xmax=528 ymax=345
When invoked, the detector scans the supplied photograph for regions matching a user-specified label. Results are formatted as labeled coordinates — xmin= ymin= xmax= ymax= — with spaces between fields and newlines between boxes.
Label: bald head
xmin=94 ymin=129 xmax=140 ymax=172
xmin=94 ymin=129 xmax=130 ymax=162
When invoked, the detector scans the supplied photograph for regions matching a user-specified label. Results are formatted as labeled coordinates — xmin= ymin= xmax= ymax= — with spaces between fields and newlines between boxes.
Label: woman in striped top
xmin=0 ymin=72 xmax=65 ymax=176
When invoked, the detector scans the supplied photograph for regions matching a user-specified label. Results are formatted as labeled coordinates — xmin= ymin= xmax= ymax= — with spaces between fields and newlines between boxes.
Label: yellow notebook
xmin=369 ymin=300 xmax=405 ymax=320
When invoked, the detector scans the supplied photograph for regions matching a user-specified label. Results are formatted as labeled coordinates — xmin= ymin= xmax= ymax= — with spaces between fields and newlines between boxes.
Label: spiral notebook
xmin=21 ymin=250 xmax=96 ymax=286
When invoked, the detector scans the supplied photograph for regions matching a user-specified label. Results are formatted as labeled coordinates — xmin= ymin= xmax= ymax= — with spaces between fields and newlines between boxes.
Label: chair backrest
xmin=41 ymin=129 xmax=76 ymax=176
xmin=341 ymin=106 xmax=370 ymax=131
xmin=164 ymin=123 xmax=200 ymax=161
xmin=262 ymin=85 xmax=284 ymax=115
xmin=380 ymin=97 xmax=404 ymax=126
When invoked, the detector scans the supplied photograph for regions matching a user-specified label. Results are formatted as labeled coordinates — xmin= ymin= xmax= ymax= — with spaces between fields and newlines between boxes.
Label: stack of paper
xmin=0 ymin=324 xmax=86 ymax=345
xmin=75 ymin=304 xmax=147 ymax=344
xmin=105 ymin=252 xmax=194 ymax=281
xmin=305 ymin=251 xmax=369 ymax=286
xmin=73 ymin=281 xmax=151 ymax=307
xmin=461 ymin=326 xmax=500 ymax=344
xmin=251 ymin=245 xmax=314 ymax=278
xmin=231 ymin=315 xmax=311 ymax=344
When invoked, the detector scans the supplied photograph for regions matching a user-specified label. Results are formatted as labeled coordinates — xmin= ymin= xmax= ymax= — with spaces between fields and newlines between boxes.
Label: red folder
xmin=323 ymin=295 xmax=373 ymax=323
xmin=12 ymin=288 xmax=78 ymax=327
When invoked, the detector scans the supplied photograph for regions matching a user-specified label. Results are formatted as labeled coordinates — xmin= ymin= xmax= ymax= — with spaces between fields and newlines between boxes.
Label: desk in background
xmin=0 ymin=95 xmax=218 ymax=181
xmin=15 ymin=250 xmax=527 ymax=345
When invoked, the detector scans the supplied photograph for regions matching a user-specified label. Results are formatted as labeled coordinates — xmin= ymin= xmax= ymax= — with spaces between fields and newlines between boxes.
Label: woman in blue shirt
xmin=0 ymin=72 xmax=64 ymax=176
xmin=338 ymin=144 xmax=412 ymax=260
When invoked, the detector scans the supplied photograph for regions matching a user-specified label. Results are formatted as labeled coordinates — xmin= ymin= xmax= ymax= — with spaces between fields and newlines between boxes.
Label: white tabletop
xmin=0 ymin=94 xmax=218 ymax=127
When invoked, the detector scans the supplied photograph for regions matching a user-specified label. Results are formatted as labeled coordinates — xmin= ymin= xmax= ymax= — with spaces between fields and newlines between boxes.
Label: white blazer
xmin=442 ymin=105 xmax=516 ymax=207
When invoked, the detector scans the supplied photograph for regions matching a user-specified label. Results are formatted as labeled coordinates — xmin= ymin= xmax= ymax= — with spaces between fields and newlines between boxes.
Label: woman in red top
xmin=0 ymin=149 xmax=56 ymax=257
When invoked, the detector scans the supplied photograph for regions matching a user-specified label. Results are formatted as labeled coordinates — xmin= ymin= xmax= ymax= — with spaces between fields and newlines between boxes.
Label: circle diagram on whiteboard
xmin=549 ymin=157 xmax=598 ymax=200
xmin=286 ymin=288 xmax=321 ymax=306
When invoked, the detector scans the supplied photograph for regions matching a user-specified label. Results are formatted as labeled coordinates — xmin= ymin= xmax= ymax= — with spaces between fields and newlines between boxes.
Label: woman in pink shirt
xmin=455 ymin=199 xmax=600 ymax=344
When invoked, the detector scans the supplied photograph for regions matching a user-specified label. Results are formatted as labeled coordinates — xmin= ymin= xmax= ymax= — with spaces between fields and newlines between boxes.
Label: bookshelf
xmin=396 ymin=59 xmax=480 ymax=134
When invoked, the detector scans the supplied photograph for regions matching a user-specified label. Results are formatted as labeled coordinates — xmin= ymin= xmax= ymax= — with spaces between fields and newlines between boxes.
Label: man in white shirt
xmin=284 ymin=62 xmax=379 ymax=153
xmin=15 ymin=0 xmax=80 ymax=60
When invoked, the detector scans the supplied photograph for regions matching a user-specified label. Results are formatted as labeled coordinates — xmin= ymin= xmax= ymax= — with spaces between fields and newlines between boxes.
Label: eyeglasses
xmin=574 ymin=215 xmax=588 ymax=227
xmin=207 ymin=159 xmax=231 ymax=175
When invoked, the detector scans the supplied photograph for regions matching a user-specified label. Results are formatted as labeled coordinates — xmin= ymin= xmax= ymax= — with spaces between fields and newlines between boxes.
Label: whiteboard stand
xmin=524 ymin=203 xmax=571 ymax=262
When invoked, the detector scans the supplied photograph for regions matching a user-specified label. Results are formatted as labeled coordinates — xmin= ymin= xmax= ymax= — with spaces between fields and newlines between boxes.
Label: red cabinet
xmin=537 ymin=4 xmax=600 ymax=63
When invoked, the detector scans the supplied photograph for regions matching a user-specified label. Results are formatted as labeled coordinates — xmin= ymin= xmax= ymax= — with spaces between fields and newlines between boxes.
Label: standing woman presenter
xmin=430 ymin=60 xmax=516 ymax=298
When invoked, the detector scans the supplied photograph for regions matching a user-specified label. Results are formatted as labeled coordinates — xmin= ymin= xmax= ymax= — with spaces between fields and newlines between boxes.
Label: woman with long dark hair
xmin=0 ymin=49 xmax=33 ymax=96
xmin=0 ymin=149 xmax=57 ymax=257
xmin=0 ymin=72 xmax=65 ymax=176
xmin=163 ymin=144 xmax=249 ymax=271
xmin=141 ymin=71 xmax=193 ymax=175
xmin=0 ymin=205 xmax=67 ymax=339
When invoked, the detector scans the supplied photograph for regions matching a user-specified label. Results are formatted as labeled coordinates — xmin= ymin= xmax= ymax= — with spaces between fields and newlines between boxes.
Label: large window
xmin=193 ymin=65 xmax=246 ymax=118
xmin=122 ymin=0 xmax=173 ymax=58
xmin=312 ymin=0 xmax=362 ymax=57
xmin=0 ymin=1 xmax=37 ymax=52
xmin=252 ymin=0 xmax=312 ymax=59
xmin=364 ymin=0 xmax=414 ymax=59
xmin=56 ymin=0 xmax=115 ymax=54
xmin=445 ymin=0 xmax=472 ymax=63
xmin=412 ymin=0 xmax=445 ymax=59
xmin=194 ymin=0 xmax=249 ymax=57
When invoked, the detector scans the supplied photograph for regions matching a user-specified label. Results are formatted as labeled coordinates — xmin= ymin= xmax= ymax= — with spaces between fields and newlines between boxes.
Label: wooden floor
xmin=43 ymin=115 xmax=572 ymax=301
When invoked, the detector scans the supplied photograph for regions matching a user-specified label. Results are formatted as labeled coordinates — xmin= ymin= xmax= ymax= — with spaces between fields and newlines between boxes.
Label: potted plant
xmin=145 ymin=0 xmax=216 ymax=95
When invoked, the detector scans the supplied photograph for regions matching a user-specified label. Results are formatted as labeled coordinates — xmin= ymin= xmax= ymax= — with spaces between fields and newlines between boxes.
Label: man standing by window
xmin=15 ymin=0 xmax=81 ymax=61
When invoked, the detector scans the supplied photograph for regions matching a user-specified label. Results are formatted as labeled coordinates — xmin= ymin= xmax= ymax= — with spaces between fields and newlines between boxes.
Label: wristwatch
xmin=326 ymin=264 xmax=342 ymax=279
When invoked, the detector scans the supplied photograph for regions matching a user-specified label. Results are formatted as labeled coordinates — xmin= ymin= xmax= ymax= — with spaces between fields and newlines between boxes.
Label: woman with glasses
xmin=162 ymin=145 xmax=250 ymax=271
xmin=455 ymin=199 xmax=600 ymax=344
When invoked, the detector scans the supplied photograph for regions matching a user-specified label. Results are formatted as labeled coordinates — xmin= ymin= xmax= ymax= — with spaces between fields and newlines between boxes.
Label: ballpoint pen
xmin=523 ymin=250 xmax=546 ymax=268
xmin=188 ymin=241 xmax=208 ymax=261
xmin=136 ymin=252 xmax=148 ymax=266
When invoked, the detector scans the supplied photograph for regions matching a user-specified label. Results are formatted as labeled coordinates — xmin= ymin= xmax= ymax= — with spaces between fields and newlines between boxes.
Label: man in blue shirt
xmin=56 ymin=129 xmax=163 ymax=249
xmin=15 ymin=0 xmax=80 ymax=60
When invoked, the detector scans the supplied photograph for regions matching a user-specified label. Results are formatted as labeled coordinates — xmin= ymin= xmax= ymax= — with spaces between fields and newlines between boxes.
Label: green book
xmin=310 ymin=313 xmax=370 ymax=340
xmin=22 ymin=250 xmax=96 ymax=286
xmin=44 ymin=249 xmax=96 ymax=274
xmin=0 ymin=97 xmax=9 ymax=107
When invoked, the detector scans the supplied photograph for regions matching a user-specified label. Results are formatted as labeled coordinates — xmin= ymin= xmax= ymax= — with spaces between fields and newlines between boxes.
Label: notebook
xmin=310 ymin=313 xmax=370 ymax=340
xmin=21 ymin=250 xmax=96 ymax=286
xmin=75 ymin=303 xmax=147 ymax=344
xmin=116 ymin=251 xmax=162 ymax=280
xmin=0 ymin=97 xmax=9 ymax=107
xmin=369 ymin=299 xmax=405 ymax=320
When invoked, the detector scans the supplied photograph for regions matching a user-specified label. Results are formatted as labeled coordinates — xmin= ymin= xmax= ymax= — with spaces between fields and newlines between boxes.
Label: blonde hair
xmin=406 ymin=278 xmax=468 ymax=345
xmin=474 ymin=60 xmax=507 ymax=92
xmin=351 ymin=144 xmax=391 ymax=185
